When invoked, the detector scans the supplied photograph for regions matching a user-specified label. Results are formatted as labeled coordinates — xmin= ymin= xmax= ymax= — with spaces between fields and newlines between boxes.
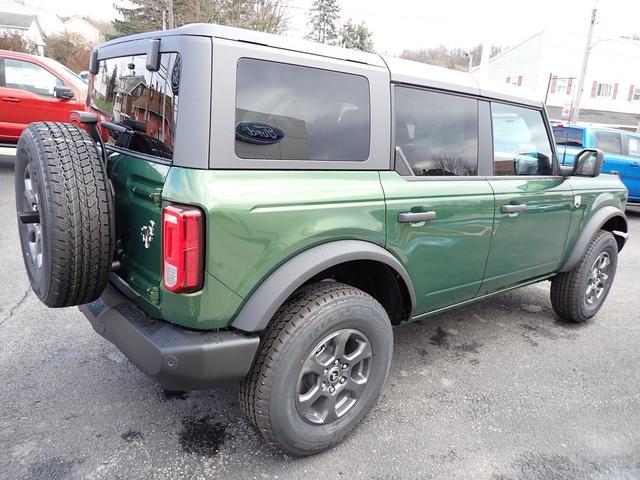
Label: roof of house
xmin=63 ymin=16 xmax=101 ymax=32
xmin=0 ymin=11 xmax=37 ymax=29
xmin=99 ymin=23 xmax=542 ymax=107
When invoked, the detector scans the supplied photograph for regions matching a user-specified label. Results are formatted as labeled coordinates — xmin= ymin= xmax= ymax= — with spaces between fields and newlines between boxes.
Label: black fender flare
xmin=560 ymin=206 xmax=628 ymax=272
xmin=231 ymin=240 xmax=416 ymax=332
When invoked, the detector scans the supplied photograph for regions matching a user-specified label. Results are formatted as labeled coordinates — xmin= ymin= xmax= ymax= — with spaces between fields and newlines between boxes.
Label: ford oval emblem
xmin=236 ymin=122 xmax=285 ymax=144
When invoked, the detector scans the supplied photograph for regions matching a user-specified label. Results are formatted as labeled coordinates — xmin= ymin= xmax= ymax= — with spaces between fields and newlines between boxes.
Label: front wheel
xmin=240 ymin=282 xmax=393 ymax=456
xmin=551 ymin=230 xmax=618 ymax=323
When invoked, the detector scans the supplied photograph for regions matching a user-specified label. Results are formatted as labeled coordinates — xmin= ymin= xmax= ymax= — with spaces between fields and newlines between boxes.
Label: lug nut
xmin=339 ymin=377 xmax=346 ymax=384
xmin=341 ymin=363 xmax=348 ymax=370
xmin=321 ymin=382 xmax=326 ymax=390
xmin=323 ymin=369 xmax=328 ymax=375
xmin=329 ymin=386 xmax=335 ymax=394
xmin=334 ymin=359 xmax=339 ymax=366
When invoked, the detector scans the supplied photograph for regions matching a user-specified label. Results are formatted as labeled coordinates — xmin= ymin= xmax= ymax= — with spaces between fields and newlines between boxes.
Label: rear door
xmin=0 ymin=57 xmax=68 ymax=141
xmin=381 ymin=86 xmax=495 ymax=315
xmin=624 ymin=133 xmax=640 ymax=202
xmin=480 ymin=102 xmax=573 ymax=294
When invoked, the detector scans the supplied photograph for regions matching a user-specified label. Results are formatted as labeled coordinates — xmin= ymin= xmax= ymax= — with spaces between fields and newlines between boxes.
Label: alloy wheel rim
xmin=23 ymin=163 xmax=42 ymax=270
xmin=585 ymin=251 xmax=611 ymax=306
xmin=296 ymin=328 xmax=373 ymax=425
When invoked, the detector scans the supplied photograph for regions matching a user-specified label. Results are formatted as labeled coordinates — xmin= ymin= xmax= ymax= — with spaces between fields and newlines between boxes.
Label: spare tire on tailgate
xmin=15 ymin=122 xmax=114 ymax=307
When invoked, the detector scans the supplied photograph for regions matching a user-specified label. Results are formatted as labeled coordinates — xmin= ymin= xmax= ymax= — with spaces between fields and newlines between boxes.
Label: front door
xmin=480 ymin=102 xmax=573 ymax=294
xmin=381 ymin=86 xmax=494 ymax=316
xmin=623 ymin=133 xmax=640 ymax=202
xmin=0 ymin=58 xmax=68 ymax=141
xmin=592 ymin=129 xmax=629 ymax=178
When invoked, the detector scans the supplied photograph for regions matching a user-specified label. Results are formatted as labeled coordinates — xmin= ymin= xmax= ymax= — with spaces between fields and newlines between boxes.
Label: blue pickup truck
xmin=553 ymin=124 xmax=640 ymax=204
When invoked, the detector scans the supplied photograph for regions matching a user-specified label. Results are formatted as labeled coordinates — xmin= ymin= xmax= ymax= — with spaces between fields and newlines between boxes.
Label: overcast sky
xmin=6 ymin=0 xmax=640 ymax=54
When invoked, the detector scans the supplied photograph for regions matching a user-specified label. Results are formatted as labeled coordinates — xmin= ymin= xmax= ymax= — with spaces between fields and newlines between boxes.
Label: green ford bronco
xmin=15 ymin=24 xmax=628 ymax=456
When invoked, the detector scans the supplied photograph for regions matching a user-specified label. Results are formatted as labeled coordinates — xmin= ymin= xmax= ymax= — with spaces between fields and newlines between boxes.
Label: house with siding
xmin=473 ymin=29 xmax=640 ymax=132
xmin=0 ymin=11 xmax=45 ymax=54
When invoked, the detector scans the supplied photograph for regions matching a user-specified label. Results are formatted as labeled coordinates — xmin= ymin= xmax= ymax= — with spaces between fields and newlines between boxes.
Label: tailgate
xmin=108 ymin=152 xmax=169 ymax=310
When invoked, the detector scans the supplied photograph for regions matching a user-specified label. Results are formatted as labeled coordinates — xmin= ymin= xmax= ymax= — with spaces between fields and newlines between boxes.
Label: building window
xmin=633 ymin=88 xmax=640 ymax=102
xmin=506 ymin=76 xmax=522 ymax=86
xmin=556 ymin=79 xmax=567 ymax=94
xmin=596 ymin=83 xmax=612 ymax=97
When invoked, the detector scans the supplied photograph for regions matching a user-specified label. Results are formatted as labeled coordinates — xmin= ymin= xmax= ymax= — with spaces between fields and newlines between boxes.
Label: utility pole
xmin=166 ymin=0 xmax=175 ymax=29
xmin=478 ymin=42 xmax=491 ymax=78
xmin=570 ymin=0 xmax=598 ymax=123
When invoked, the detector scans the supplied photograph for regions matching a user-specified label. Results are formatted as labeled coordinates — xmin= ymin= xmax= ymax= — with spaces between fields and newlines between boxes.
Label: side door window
xmin=626 ymin=135 xmax=640 ymax=157
xmin=491 ymin=103 xmax=554 ymax=176
xmin=595 ymin=131 xmax=622 ymax=154
xmin=394 ymin=87 xmax=478 ymax=176
xmin=4 ymin=58 xmax=64 ymax=97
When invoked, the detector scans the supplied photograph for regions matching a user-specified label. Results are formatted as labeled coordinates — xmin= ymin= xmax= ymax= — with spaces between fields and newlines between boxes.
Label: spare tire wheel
xmin=15 ymin=122 xmax=114 ymax=307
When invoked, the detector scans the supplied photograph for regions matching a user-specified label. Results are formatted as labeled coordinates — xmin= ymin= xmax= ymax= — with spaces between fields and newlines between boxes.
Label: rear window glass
xmin=235 ymin=58 xmax=370 ymax=161
xmin=553 ymin=127 xmax=584 ymax=147
xmin=90 ymin=53 xmax=181 ymax=160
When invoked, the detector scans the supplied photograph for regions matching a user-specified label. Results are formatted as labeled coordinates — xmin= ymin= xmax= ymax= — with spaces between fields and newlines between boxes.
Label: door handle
xmin=1 ymin=96 xmax=21 ymax=103
xmin=501 ymin=204 xmax=528 ymax=214
xmin=398 ymin=211 xmax=437 ymax=223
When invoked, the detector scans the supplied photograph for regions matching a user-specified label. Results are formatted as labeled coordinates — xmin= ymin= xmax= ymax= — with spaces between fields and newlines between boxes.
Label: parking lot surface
xmin=1 ymin=148 xmax=639 ymax=480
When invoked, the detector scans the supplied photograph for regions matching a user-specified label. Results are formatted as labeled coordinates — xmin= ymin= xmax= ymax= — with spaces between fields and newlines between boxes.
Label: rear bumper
xmin=79 ymin=284 xmax=260 ymax=391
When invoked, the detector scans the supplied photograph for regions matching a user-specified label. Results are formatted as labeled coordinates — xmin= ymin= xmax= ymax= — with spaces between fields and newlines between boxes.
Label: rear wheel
xmin=15 ymin=122 xmax=114 ymax=307
xmin=551 ymin=230 xmax=618 ymax=323
xmin=240 ymin=281 xmax=393 ymax=456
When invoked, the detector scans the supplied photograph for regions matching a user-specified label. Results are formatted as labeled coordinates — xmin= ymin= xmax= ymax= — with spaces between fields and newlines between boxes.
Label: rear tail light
xmin=162 ymin=204 xmax=204 ymax=293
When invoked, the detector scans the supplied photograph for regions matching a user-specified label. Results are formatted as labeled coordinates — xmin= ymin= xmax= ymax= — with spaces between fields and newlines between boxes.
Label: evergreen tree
xmin=339 ymin=20 xmax=374 ymax=52
xmin=306 ymin=0 xmax=340 ymax=45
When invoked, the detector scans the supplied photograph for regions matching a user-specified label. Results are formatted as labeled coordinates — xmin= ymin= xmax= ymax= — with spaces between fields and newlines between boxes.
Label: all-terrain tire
xmin=550 ymin=230 xmax=618 ymax=323
xmin=240 ymin=281 xmax=393 ymax=456
xmin=15 ymin=122 xmax=114 ymax=307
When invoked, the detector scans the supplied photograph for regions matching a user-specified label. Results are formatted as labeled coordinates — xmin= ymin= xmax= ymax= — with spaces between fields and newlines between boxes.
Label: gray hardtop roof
xmin=98 ymin=23 xmax=542 ymax=108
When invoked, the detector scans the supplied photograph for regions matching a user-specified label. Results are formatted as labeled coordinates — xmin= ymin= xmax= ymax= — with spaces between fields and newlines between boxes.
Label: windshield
xmin=553 ymin=126 xmax=584 ymax=147
xmin=39 ymin=57 xmax=87 ymax=91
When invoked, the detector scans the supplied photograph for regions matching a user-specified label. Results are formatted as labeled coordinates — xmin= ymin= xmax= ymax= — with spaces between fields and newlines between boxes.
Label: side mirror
xmin=573 ymin=148 xmax=604 ymax=177
xmin=54 ymin=85 xmax=74 ymax=100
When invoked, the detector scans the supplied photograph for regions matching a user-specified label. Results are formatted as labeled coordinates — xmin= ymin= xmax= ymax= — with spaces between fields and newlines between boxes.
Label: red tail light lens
xmin=162 ymin=204 xmax=204 ymax=293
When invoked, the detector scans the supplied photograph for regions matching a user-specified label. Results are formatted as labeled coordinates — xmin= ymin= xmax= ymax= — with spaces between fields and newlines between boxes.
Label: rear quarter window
xmin=235 ymin=58 xmax=370 ymax=161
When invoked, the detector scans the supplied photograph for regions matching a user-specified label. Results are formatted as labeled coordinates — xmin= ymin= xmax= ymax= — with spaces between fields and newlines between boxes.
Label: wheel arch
xmin=560 ymin=206 xmax=628 ymax=272
xmin=231 ymin=240 xmax=416 ymax=332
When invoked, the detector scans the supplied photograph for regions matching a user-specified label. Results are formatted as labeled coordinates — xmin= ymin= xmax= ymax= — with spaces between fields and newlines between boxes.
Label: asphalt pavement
xmin=1 ymin=147 xmax=639 ymax=480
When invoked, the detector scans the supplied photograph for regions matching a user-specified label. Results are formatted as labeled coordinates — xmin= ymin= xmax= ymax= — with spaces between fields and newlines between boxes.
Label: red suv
xmin=0 ymin=50 xmax=89 ymax=144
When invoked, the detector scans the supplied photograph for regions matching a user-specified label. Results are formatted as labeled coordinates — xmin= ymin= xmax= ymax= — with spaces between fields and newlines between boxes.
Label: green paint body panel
xmin=379 ymin=172 xmax=495 ymax=314
xmin=107 ymin=153 xmax=627 ymax=332
xmin=108 ymin=152 xmax=168 ymax=316
xmin=161 ymin=169 xmax=386 ymax=329
xmin=479 ymin=178 xmax=573 ymax=295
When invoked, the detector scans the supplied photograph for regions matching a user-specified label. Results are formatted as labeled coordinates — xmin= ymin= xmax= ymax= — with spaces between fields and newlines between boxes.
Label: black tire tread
xmin=550 ymin=229 xmax=615 ymax=323
xmin=18 ymin=122 xmax=113 ymax=307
